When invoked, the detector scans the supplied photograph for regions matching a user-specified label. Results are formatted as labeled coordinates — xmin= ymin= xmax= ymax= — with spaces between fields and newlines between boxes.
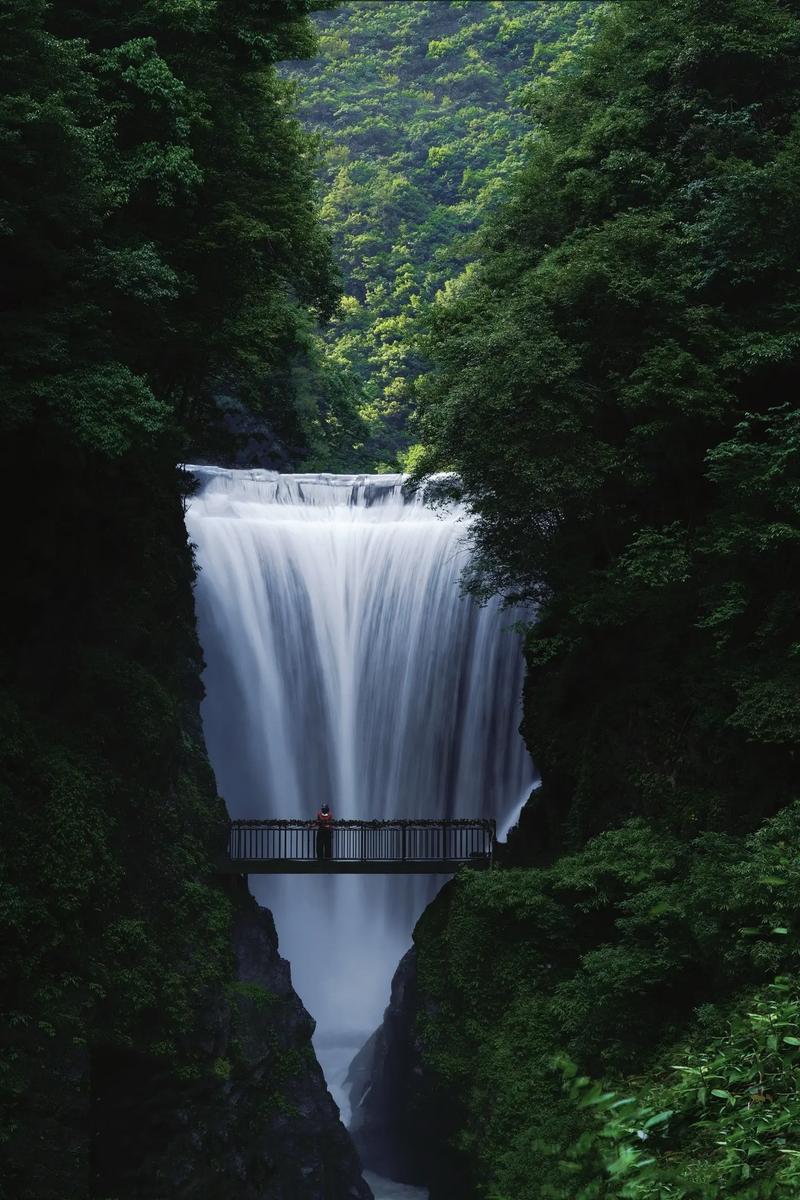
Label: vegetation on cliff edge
xmin=406 ymin=1 xmax=800 ymax=1197
xmin=414 ymin=807 xmax=800 ymax=1198
xmin=418 ymin=0 xmax=800 ymax=850
xmin=0 ymin=2 xmax=344 ymax=1196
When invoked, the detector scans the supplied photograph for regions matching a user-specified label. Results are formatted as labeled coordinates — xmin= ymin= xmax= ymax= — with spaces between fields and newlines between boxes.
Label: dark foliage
xmin=403 ymin=3 xmax=800 ymax=1196
xmin=0 ymin=2 xmax=343 ymax=1195
xmin=1 ymin=0 xmax=339 ymax=465
xmin=413 ymin=807 xmax=800 ymax=1198
xmin=418 ymin=0 xmax=800 ymax=849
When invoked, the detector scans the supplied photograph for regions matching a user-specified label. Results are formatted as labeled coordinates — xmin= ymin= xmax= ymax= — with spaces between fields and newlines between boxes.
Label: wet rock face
xmin=347 ymin=949 xmax=427 ymax=1187
xmin=214 ymin=892 xmax=374 ymax=1200
xmin=88 ymin=889 xmax=373 ymax=1200
xmin=346 ymin=930 xmax=473 ymax=1200
xmin=190 ymin=394 xmax=303 ymax=471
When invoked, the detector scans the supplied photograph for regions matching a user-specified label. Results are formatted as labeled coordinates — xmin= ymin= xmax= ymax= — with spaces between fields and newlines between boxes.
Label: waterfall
xmin=185 ymin=465 xmax=534 ymax=1046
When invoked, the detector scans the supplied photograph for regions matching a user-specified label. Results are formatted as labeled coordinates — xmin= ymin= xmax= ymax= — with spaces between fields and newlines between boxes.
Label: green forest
xmin=283 ymin=0 xmax=593 ymax=468
xmin=406 ymin=0 xmax=800 ymax=1197
xmin=1 ymin=2 xmax=347 ymax=1197
xmin=2 ymin=1 xmax=800 ymax=1198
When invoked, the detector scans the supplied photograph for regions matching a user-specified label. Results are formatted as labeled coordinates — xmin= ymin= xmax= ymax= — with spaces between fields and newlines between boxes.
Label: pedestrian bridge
xmin=220 ymin=818 xmax=496 ymax=874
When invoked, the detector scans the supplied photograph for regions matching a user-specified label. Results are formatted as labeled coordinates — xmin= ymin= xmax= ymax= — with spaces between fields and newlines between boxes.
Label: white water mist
xmin=185 ymin=467 xmax=534 ymax=1041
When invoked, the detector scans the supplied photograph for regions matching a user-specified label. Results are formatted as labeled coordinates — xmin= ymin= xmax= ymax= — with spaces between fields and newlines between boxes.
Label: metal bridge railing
xmin=227 ymin=819 xmax=495 ymax=864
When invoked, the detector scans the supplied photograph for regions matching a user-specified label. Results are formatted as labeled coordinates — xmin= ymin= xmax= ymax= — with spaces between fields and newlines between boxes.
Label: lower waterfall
xmin=185 ymin=466 xmax=534 ymax=1189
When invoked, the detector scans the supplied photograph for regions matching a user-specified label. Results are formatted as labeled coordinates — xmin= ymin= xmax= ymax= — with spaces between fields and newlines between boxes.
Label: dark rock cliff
xmin=188 ymin=394 xmax=303 ymax=472
xmin=347 ymin=949 xmax=424 ymax=1186
xmin=90 ymin=887 xmax=373 ymax=1200
xmin=1 ymin=444 xmax=371 ymax=1199
xmin=217 ymin=890 xmax=374 ymax=1200
xmin=347 ymin=943 xmax=466 ymax=1197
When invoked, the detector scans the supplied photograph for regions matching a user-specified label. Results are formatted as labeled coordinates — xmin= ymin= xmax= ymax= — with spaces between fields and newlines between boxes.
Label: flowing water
xmin=185 ymin=466 xmax=535 ymax=1194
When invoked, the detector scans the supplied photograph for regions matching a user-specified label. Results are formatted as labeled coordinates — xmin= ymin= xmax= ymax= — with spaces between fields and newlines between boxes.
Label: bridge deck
xmin=219 ymin=858 xmax=490 ymax=875
xmin=222 ymin=818 xmax=495 ymax=875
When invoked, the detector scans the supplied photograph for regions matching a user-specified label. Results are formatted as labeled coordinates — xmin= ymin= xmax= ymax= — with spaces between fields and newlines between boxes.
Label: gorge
xmin=5 ymin=2 xmax=799 ymax=1196
xmin=185 ymin=465 xmax=536 ymax=1191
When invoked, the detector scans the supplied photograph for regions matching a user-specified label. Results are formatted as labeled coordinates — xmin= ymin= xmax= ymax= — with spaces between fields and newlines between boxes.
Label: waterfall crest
xmin=185 ymin=466 xmax=534 ymax=1038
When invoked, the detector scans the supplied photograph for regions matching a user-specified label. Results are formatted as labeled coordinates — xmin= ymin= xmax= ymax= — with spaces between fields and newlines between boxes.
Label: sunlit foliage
xmin=284 ymin=0 xmax=594 ymax=467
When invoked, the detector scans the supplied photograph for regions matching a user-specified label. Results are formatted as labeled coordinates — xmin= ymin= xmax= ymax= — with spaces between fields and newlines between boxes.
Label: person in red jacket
xmin=316 ymin=803 xmax=333 ymax=860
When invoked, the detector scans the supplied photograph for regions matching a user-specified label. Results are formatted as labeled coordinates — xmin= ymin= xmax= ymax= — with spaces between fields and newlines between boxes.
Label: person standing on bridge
xmin=316 ymin=803 xmax=333 ymax=860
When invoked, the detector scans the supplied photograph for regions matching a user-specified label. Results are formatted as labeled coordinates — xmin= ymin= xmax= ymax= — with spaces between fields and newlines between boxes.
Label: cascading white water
xmin=185 ymin=466 xmax=534 ymax=1122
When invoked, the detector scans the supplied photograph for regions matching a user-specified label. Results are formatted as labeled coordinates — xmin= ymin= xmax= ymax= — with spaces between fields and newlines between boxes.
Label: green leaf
xmin=643 ymin=1110 xmax=673 ymax=1129
xmin=581 ymin=1090 xmax=617 ymax=1108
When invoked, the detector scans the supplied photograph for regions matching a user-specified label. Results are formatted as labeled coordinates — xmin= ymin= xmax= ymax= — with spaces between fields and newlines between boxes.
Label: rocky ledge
xmin=347 ymin=948 xmax=426 ymax=1187
xmin=215 ymin=890 xmax=374 ymax=1200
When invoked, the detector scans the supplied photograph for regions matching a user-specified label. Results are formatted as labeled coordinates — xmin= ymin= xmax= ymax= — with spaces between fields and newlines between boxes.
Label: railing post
xmin=401 ymin=824 xmax=406 ymax=861
xmin=360 ymin=821 xmax=366 ymax=862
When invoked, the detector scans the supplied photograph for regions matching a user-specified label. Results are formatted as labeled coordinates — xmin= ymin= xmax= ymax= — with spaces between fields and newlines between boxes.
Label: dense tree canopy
xmin=406 ymin=10 xmax=800 ymax=1187
xmin=1 ymin=0 xmax=338 ymax=464
xmin=5 ymin=1 xmax=800 ymax=1196
xmin=284 ymin=0 xmax=593 ymax=467
xmin=414 ymin=801 xmax=800 ymax=1199
xmin=417 ymin=0 xmax=800 ymax=847
xmin=0 ymin=3 xmax=341 ymax=1195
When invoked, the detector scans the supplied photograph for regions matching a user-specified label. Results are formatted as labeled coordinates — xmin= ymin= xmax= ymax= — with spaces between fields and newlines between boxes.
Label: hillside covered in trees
xmin=0 ymin=3 xmax=368 ymax=1197
xmin=378 ymin=0 xmax=800 ymax=1196
xmin=284 ymin=0 xmax=593 ymax=468
xmin=4 ymin=0 xmax=800 ymax=1198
